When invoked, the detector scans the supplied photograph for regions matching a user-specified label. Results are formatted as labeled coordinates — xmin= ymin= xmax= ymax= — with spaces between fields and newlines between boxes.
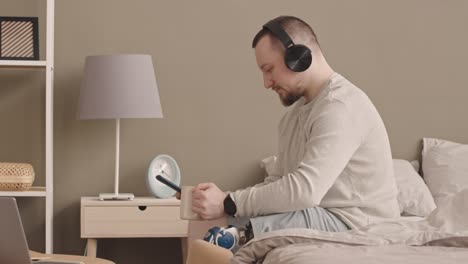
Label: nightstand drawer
xmin=81 ymin=205 xmax=188 ymax=238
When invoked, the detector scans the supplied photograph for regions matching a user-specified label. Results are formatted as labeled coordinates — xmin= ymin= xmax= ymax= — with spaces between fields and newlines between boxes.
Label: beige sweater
xmin=230 ymin=73 xmax=400 ymax=229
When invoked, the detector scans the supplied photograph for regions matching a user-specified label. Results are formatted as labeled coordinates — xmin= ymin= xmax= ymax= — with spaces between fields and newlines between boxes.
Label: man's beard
xmin=280 ymin=92 xmax=302 ymax=106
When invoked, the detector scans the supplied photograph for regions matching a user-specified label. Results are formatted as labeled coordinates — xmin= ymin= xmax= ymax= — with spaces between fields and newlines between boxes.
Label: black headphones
xmin=263 ymin=20 xmax=312 ymax=72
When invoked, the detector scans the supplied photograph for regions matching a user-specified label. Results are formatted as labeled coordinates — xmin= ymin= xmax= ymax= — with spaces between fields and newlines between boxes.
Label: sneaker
xmin=203 ymin=225 xmax=239 ymax=251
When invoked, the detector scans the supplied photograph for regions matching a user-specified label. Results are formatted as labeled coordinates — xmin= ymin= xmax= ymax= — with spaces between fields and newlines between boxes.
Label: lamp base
xmin=99 ymin=193 xmax=135 ymax=201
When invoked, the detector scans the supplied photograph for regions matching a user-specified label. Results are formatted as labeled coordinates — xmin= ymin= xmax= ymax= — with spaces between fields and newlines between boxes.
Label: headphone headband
xmin=263 ymin=20 xmax=295 ymax=49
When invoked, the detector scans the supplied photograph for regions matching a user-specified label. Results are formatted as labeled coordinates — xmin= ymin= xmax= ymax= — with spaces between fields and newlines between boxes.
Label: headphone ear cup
xmin=285 ymin=44 xmax=312 ymax=72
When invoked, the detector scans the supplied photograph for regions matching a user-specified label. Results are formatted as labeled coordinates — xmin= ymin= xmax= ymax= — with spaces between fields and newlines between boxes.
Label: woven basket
xmin=0 ymin=162 xmax=35 ymax=191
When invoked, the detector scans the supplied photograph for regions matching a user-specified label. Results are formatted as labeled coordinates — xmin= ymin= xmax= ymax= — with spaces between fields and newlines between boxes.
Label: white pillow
xmin=422 ymin=138 xmax=468 ymax=207
xmin=410 ymin=160 xmax=420 ymax=172
xmin=260 ymin=156 xmax=278 ymax=177
xmin=393 ymin=159 xmax=436 ymax=216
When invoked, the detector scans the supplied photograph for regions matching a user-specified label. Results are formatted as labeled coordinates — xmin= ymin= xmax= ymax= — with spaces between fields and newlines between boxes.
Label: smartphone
xmin=155 ymin=175 xmax=182 ymax=193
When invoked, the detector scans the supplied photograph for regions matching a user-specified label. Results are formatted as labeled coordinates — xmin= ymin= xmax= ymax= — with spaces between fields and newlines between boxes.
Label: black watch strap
xmin=223 ymin=194 xmax=237 ymax=216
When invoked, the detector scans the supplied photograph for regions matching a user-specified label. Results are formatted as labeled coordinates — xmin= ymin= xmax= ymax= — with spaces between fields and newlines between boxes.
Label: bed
xmin=186 ymin=137 xmax=468 ymax=264
xmin=232 ymin=189 xmax=468 ymax=263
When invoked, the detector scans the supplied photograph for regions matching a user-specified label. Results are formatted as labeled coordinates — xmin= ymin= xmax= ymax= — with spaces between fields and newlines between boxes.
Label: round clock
xmin=146 ymin=154 xmax=181 ymax=198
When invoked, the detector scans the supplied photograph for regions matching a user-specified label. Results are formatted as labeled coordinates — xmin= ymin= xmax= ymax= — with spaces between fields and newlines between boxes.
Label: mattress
xmin=262 ymin=244 xmax=468 ymax=264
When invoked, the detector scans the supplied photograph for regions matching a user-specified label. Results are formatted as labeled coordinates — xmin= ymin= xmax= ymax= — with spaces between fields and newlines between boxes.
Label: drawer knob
xmin=138 ymin=206 xmax=147 ymax=211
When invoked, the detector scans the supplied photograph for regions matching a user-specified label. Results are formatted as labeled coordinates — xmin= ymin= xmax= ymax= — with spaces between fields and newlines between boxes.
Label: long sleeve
xmin=231 ymin=102 xmax=361 ymax=217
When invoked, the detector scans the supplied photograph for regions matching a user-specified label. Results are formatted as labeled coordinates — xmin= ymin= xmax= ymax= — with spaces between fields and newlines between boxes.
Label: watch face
xmin=224 ymin=195 xmax=237 ymax=216
xmin=147 ymin=154 xmax=181 ymax=198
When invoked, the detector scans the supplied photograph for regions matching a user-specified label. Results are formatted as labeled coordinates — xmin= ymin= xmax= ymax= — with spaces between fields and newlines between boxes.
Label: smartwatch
xmin=223 ymin=194 xmax=237 ymax=216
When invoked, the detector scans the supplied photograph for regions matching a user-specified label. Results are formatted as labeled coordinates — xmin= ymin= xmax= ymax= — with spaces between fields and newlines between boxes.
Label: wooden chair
xmin=30 ymin=251 xmax=114 ymax=264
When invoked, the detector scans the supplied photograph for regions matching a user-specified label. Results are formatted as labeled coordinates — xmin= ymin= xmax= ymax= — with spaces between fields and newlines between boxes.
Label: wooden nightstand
xmin=81 ymin=197 xmax=189 ymax=262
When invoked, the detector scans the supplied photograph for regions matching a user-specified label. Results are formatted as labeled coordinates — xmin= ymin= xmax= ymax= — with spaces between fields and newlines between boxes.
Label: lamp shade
xmin=78 ymin=54 xmax=163 ymax=119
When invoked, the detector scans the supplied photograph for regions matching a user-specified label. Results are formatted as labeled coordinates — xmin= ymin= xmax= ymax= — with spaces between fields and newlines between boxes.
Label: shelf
xmin=0 ymin=0 xmax=55 ymax=253
xmin=0 ymin=187 xmax=47 ymax=197
xmin=0 ymin=60 xmax=47 ymax=68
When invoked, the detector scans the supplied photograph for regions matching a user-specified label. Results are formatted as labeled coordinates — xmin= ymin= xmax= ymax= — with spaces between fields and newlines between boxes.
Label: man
xmin=186 ymin=15 xmax=400 ymax=250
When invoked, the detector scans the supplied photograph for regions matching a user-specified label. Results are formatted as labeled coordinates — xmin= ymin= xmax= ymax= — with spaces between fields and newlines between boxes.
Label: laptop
xmin=0 ymin=197 xmax=83 ymax=264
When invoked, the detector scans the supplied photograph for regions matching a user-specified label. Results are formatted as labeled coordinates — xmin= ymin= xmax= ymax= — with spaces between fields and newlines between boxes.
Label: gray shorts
xmin=228 ymin=207 xmax=349 ymax=236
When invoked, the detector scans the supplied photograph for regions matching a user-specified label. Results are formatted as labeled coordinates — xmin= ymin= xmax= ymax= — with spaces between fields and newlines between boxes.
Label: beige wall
xmin=1 ymin=0 xmax=468 ymax=263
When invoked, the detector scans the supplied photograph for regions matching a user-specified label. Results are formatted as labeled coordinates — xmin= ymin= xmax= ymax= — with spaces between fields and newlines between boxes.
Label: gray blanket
xmin=232 ymin=189 xmax=468 ymax=264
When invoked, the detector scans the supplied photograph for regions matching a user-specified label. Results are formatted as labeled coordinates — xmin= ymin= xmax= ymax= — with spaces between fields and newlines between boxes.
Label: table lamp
xmin=78 ymin=54 xmax=163 ymax=200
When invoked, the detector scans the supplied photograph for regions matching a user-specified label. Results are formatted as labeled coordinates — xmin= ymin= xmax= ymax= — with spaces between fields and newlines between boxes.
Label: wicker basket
xmin=0 ymin=162 xmax=35 ymax=191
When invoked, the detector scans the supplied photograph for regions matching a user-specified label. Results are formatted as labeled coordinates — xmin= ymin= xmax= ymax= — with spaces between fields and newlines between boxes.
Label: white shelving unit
xmin=0 ymin=0 xmax=55 ymax=254
xmin=0 ymin=60 xmax=47 ymax=67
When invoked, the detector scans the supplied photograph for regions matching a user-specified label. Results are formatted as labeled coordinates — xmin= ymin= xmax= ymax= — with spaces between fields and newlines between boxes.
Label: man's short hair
xmin=252 ymin=16 xmax=319 ymax=49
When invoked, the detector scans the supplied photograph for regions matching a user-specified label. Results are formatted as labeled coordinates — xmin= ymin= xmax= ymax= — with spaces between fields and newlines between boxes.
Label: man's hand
xmin=192 ymin=183 xmax=226 ymax=220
